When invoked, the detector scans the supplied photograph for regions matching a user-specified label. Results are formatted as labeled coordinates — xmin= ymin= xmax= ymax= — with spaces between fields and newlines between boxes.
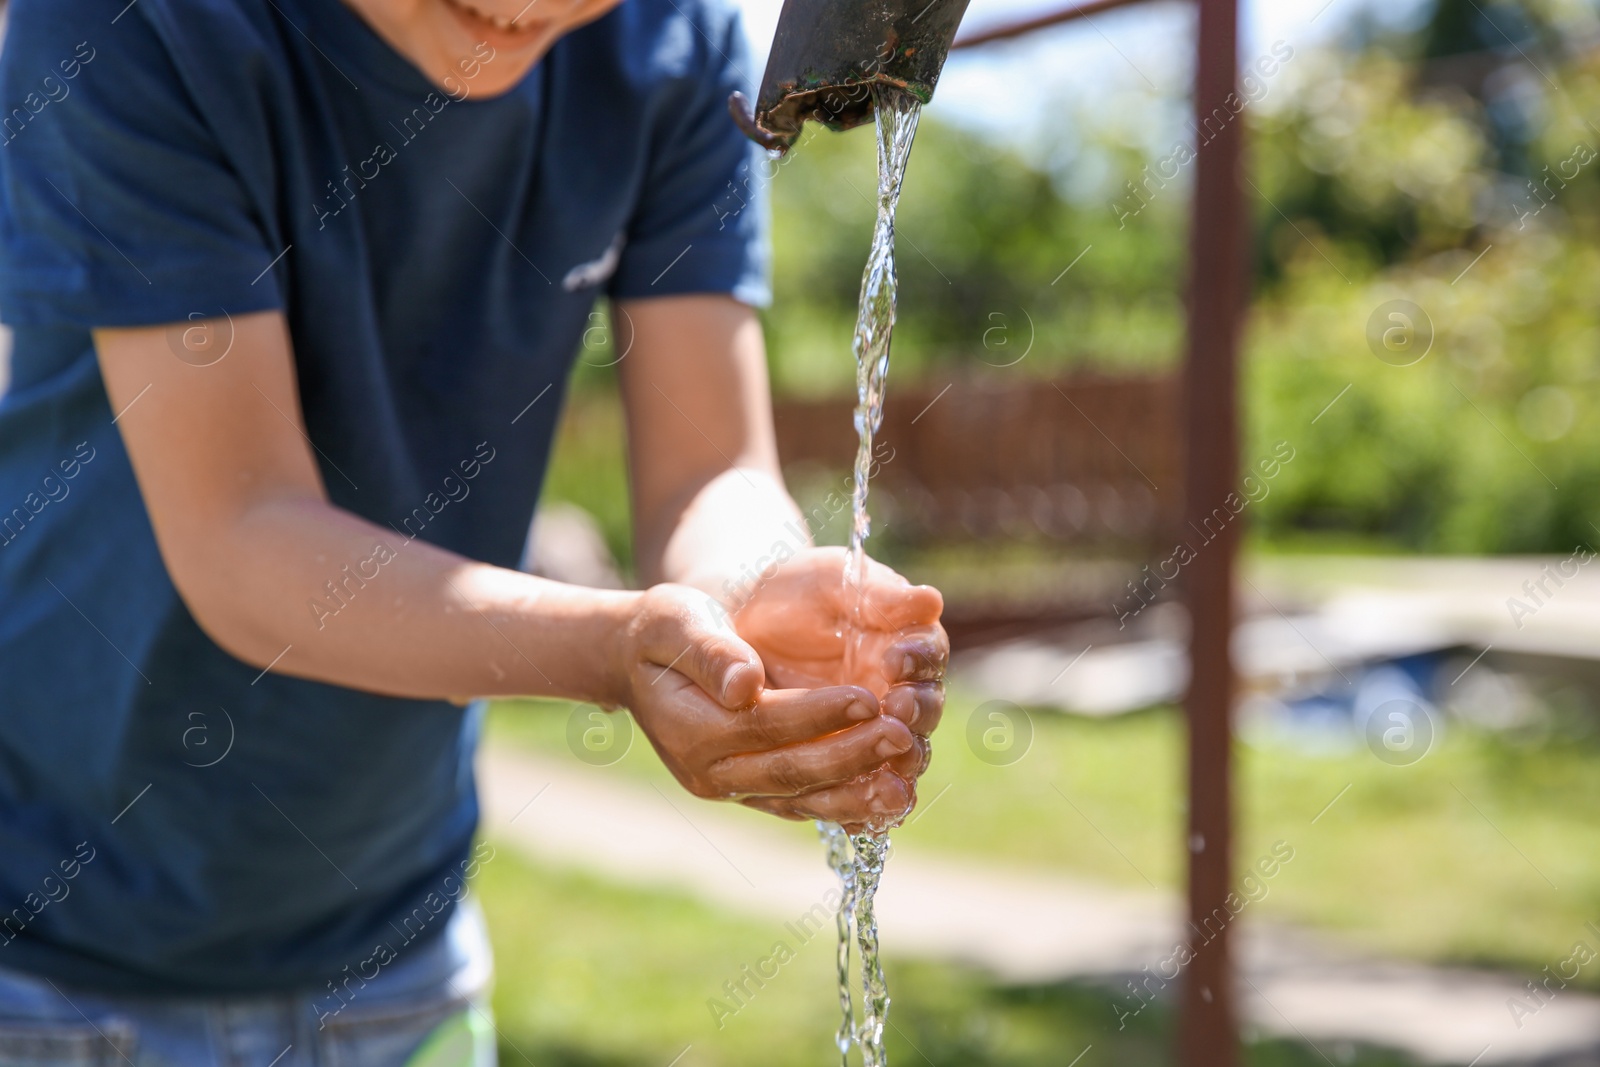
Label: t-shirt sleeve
xmin=0 ymin=1 xmax=283 ymax=329
xmin=607 ymin=3 xmax=772 ymax=306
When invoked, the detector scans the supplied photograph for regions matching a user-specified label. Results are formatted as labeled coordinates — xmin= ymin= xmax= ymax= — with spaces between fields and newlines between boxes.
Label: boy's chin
xmin=437 ymin=0 xmax=552 ymax=56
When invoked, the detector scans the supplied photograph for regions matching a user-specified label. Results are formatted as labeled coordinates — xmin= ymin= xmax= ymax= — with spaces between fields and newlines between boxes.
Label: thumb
xmin=661 ymin=592 xmax=765 ymax=709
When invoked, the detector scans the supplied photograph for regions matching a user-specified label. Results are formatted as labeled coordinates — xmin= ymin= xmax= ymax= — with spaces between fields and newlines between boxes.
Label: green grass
xmin=477 ymin=844 xmax=835 ymax=1066
xmin=476 ymin=842 xmax=1416 ymax=1067
xmin=485 ymin=691 xmax=1600 ymax=984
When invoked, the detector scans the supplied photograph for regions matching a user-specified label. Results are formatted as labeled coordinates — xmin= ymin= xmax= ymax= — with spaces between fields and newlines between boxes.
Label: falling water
xmin=820 ymin=821 xmax=856 ymax=1064
xmin=846 ymin=829 xmax=892 ymax=1063
xmin=821 ymin=83 xmax=921 ymax=1067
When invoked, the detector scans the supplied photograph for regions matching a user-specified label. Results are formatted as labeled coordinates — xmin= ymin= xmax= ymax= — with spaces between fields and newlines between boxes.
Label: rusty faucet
xmin=729 ymin=0 xmax=974 ymax=153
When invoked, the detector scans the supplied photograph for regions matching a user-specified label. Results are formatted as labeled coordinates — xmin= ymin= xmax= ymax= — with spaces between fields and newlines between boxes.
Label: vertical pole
xmin=1181 ymin=0 xmax=1244 ymax=1063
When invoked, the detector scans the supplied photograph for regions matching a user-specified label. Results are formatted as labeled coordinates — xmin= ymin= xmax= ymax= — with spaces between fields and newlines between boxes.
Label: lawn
xmin=484 ymin=688 xmax=1600 ymax=983
xmin=475 ymin=843 xmax=1416 ymax=1067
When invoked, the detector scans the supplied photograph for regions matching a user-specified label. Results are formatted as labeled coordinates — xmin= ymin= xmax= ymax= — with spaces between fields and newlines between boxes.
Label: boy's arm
xmin=96 ymin=310 xmax=916 ymax=821
xmin=617 ymin=293 xmax=803 ymax=594
xmin=616 ymin=294 xmax=948 ymax=822
xmin=97 ymin=310 xmax=630 ymax=704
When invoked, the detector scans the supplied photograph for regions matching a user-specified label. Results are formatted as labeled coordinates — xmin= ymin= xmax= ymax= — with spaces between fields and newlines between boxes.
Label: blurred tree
xmin=544 ymin=0 xmax=1600 ymax=555
xmin=764 ymin=118 xmax=1188 ymax=395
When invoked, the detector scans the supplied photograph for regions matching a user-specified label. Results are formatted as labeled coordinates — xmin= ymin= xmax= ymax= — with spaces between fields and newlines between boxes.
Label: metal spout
xmin=729 ymin=0 xmax=972 ymax=152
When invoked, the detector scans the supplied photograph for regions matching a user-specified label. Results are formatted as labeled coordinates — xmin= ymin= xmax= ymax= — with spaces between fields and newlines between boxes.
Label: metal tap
xmin=729 ymin=0 xmax=973 ymax=152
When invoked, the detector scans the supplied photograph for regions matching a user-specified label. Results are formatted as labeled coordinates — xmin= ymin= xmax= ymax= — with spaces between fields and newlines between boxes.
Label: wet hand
xmin=614 ymin=583 xmax=919 ymax=827
xmin=730 ymin=546 xmax=947 ymax=814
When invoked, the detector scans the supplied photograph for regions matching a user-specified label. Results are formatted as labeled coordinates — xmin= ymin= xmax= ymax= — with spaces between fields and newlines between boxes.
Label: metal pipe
xmin=1180 ymin=0 xmax=1244 ymax=1062
xmin=734 ymin=0 xmax=974 ymax=151
xmin=951 ymin=0 xmax=1168 ymax=51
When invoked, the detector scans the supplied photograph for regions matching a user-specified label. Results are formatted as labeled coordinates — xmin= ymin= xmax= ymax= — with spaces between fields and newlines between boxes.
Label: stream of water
xmin=821 ymin=82 xmax=922 ymax=1067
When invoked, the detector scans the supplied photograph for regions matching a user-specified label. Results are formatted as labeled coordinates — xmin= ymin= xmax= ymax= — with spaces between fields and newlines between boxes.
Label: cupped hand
xmin=730 ymin=546 xmax=948 ymax=824
xmin=614 ymin=583 xmax=921 ymax=829
xmin=731 ymin=546 xmax=946 ymax=693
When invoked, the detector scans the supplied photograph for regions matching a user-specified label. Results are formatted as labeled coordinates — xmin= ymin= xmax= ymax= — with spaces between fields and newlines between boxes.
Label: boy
xmin=0 ymin=0 xmax=946 ymax=1061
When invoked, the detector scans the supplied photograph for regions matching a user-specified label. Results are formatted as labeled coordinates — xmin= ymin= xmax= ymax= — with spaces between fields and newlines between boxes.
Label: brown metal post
xmin=950 ymin=0 xmax=1160 ymax=50
xmin=1181 ymin=0 xmax=1244 ymax=1063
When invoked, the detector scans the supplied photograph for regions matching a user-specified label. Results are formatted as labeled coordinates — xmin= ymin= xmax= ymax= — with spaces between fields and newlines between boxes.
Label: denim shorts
xmin=0 ymin=899 xmax=497 ymax=1067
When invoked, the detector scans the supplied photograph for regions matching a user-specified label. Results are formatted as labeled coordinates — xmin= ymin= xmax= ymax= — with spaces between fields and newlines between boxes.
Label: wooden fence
xmin=772 ymin=372 xmax=1182 ymax=550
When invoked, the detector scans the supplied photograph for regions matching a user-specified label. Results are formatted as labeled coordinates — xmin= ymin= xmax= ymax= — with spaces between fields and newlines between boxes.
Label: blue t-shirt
xmin=0 ymin=0 xmax=767 ymax=993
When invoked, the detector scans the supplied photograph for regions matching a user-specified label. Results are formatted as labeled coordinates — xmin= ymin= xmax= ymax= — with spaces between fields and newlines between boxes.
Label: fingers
xmin=738 ymin=796 xmax=810 ymax=822
xmin=881 ymin=625 xmax=949 ymax=686
xmin=740 ymin=769 xmax=913 ymax=828
xmin=708 ymin=714 xmax=914 ymax=797
xmin=814 ymin=547 xmax=942 ymax=632
xmin=859 ymin=559 xmax=942 ymax=630
xmin=730 ymin=685 xmax=880 ymax=752
xmin=883 ymin=683 xmax=944 ymax=736
xmin=882 ymin=735 xmax=931 ymax=781
xmin=636 ymin=589 xmax=764 ymax=709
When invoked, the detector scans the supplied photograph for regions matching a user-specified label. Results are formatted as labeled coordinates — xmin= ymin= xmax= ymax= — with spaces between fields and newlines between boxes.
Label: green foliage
xmin=538 ymin=4 xmax=1600 ymax=556
xmin=1243 ymin=41 xmax=1600 ymax=551
xmin=753 ymin=25 xmax=1600 ymax=553
xmin=1248 ymin=231 xmax=1600 ymax=552
xmin=763 ymin=118 xmax=1187 ymax=396
xmin=1249 ymin=51 xmax=1490 ymax=279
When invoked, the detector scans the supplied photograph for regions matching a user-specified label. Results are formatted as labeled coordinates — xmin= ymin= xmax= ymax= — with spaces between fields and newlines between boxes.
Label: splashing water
xmin=847 ymin=829 xmax=892 ymax=1062
xmin=820 ymin=821 xmax=856 ymax=1064
xmin=820 ymin=83 xmax=922 ymax=1067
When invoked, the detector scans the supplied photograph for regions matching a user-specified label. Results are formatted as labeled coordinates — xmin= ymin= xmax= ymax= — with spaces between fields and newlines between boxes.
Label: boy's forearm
xmin=93 ymin=313 xmax=639 ymax=706
xmin=615 ymin=295 xmax=808 ymax=610
xmin=647 ymin=466 xmax=813 ymax=610
xmin=189 ymin=493 xmax=637 ymax=704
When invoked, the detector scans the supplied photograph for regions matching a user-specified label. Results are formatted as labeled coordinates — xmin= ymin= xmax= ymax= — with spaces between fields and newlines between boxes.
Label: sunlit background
xmin=6 ymin=0 xmax=1599 ymax=1063
xmin=481 ymin=0 xmax=1600 ymax=1063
